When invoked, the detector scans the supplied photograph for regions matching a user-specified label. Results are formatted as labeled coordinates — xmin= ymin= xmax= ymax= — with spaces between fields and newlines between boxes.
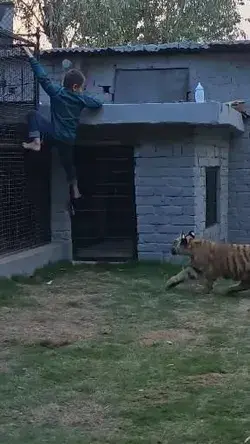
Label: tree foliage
xmin=14 ymin=0 xmax=247 ymax=48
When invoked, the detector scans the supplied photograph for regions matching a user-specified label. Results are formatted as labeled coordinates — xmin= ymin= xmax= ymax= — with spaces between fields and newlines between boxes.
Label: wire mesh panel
xmin=0 ymin=125 xmax=51 ymax=255
xmin=0 ymin=29 xmax=38 ymax=114
xmin=0 ymin=47 xmax=34 ymax=104
xmin=0 ymin=29 xmax=51 ymax=255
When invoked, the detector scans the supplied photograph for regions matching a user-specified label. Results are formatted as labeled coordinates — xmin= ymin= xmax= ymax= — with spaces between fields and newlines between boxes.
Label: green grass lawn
xmin=0 ymin=261 xmax=250 ymax=443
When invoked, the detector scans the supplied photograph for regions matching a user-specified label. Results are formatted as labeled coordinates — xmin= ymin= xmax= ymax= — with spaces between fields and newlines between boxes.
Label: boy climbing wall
xmin=22 ymin=47 xmax=103 ymax=200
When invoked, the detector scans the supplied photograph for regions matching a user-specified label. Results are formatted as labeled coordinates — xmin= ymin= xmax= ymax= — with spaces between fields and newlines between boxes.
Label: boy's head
xmin=63 ymin=69 xmax=85 ymax=92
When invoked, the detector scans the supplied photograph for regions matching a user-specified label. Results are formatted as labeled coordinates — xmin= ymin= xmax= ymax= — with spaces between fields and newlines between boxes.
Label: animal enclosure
xmin=72 ymin=144 xmax=137 ymax=261
xmin=0 ymin=28 xmax=51 ymax=255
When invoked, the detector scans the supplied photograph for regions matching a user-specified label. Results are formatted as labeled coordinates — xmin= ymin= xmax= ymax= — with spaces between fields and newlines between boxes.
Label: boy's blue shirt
xmin=30 ymin=57 xmax=103 ymax=143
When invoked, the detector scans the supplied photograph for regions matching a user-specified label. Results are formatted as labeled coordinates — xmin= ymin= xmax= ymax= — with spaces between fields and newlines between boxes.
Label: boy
xmin=22 ymin=47 xmax=103 ymax=200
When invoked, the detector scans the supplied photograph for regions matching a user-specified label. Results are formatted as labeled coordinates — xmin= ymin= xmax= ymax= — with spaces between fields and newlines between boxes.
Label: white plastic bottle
xmin=195 ymin=82 xmax=205 ymax=103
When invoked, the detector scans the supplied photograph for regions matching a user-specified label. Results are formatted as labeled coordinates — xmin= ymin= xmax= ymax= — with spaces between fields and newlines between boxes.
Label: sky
xmin=240 ymin=2 xmax=250 ymax=37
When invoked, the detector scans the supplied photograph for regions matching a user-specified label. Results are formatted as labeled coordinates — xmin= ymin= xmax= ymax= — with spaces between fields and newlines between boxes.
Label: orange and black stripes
xmin=182 ymin=238 xmax=250 ymax=283
xmin=167 ymin=232 xmax=250 ymax=294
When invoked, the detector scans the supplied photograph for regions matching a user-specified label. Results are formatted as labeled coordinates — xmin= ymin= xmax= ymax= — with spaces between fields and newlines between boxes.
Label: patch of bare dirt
xmin=139 ymin=328 xmax=195 ymax=346
xmin=186 ymin=372 xmax=228 ymax=387
xmin=0 ymin=308 xmax=98 ymax=345
xmin=28 ymin=400 xmax=109 ymax=428
xmin=0 ymin=273 xmax=107 ymax=345
xmin=173 ymin=309 xmax=208 ymax=330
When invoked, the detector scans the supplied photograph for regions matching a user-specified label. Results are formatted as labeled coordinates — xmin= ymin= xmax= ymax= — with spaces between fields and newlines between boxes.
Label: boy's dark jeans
xmin=27 ymin=110 xmax=77 ymax=184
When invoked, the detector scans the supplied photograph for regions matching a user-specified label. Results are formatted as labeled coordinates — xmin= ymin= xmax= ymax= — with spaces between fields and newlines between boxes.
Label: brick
xmin=138 ymin=252 xmax=163 ymax=261
xmin=153 ymin=186 xmax=183 ymax=196
xmin=171 ymin=215 xmax=195 ymax=225
xmin=168 ymin=197 xmax=194 ymax=206
xmin=155 ymin=225 xmax=176 ymax=234
xmin=136 ymin=196 xmax=170 ymax=206
xmin=139 ymin=234 xmax=171 ymax=244
xmin=182 ymin=205 xmax=195 ymax=216
xmin=135 ymin=187 xmax=154 ymax=196
xmin=136 ymin=146 xmax=172 ymax=158
xmin=178 ymin=187 xmax=195 ymax=197
xmin=137 ymin=205 xmax=155 ymax=214
xmin=155 ymin=206 xmax=183 ymax=216
xmin=136 ymin=157 xmax=194 ymax=168
xmin=136 ymin=224 xmax=156 ymax=233
xmin=136 ymin=177 xmax=189 ymax=187
xmin=137 ymin=243 xmax=166 ymax=252
xmin=137 ymin=214 xmax=172 ymax=224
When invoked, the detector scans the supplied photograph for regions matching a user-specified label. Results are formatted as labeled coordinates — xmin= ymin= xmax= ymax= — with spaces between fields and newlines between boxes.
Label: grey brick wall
xmin=135 ymin=135 xmax=195 ymax=261
xmin=135 ymin=128 xmax=230 ymax=260
xmin=193 ymin=128 xmax=229 ymax=242
xmin=228 ymin=117 xmax=250 ymax=243
xmin=41 ymin=51 xmax=250 ymax=106
xmin=41 ymin=52 xmax=250 ymax=105
xmin=40 ymin=50 xmax=250 ymax=248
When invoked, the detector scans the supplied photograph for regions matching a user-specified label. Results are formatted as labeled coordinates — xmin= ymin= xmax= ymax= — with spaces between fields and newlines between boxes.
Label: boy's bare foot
xmin=71 ymin=183 xmax=81 ymax=199
xmin=72 ymin=188 xmax=81 ymax=199
xmin=22 ymin=138 xmax=41 ymax=152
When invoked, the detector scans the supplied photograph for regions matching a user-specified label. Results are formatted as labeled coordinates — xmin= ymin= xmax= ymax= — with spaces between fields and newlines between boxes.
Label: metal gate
xmin=0 ymin=28 xmax=51 ymax=255
xmin=72 ymin=145 xmax=137 ymax=261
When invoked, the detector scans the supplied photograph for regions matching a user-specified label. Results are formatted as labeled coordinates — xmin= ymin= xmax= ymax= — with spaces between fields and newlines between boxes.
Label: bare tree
xmin=15 ymin=0 xmax=83 ymax=47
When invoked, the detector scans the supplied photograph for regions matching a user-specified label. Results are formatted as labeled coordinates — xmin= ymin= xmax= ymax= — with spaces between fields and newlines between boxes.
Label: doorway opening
xmin=72 ymin=145 xmax=137 ymax=261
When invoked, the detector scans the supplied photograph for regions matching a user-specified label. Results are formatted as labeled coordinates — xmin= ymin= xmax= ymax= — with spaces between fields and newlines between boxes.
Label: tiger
xmin=165 ymin=230 xmax=250 ymax=295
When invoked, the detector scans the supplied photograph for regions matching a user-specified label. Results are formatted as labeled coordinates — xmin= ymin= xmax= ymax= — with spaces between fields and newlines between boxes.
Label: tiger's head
xmin=171 ymin=231 xmax=195 ymax=256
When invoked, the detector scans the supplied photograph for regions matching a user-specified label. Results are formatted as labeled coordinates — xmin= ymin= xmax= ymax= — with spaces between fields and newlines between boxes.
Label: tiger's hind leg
xmin=165 ymin=266 xmax=198 ymax=290
xmin=226 ymin=280 xmax=250 ymax=295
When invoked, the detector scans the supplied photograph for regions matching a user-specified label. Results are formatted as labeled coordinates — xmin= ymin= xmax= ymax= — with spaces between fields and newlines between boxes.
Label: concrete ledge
xmin=80 ymin=102 xmax=244 ymax=133
xmin=39 ymin=102 xmax=244 ymax=134
xmin=0 ymin=242 xmax=72 ymax=278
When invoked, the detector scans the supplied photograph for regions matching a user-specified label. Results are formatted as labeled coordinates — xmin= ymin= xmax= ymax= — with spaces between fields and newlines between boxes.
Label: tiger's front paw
xmin=165 ymin=277 xmax=178 ymax=289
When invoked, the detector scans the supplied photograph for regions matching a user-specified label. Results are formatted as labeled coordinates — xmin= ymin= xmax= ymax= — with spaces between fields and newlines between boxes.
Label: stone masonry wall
xmin=135 ymin=128 xmax=229 ymax=260
xmin=135 ymin=136 xmax=195 ymax=261
xmin=40 ymin=50 xmax=250 ymax=245
xmin=194 ymin=128 xmax=229 ymax=242
xmin=41 ymin=51 xmax=250 ymax=106
xmin=228 ymin=117 xmax=250 ymax=243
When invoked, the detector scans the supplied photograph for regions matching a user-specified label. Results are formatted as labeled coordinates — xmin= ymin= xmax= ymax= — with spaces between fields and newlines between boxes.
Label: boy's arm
xmin=23 ymin=47 xmax=61 ymax=98
xmin=81 ymin=92 xmax=103 ymax=109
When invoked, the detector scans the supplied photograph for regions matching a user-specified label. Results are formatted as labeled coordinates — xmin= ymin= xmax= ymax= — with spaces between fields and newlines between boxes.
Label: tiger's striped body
xmin=166 ymin=231 xmax=250 ymax=294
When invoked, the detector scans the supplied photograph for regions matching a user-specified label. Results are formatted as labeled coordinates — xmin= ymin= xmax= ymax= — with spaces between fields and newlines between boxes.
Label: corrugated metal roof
xmin=41 ymin=40 xmax=250 ymax=57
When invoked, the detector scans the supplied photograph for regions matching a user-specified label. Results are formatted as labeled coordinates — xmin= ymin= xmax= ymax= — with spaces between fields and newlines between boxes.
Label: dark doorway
xmin=72 ymin=145 xmax=137 ymax=261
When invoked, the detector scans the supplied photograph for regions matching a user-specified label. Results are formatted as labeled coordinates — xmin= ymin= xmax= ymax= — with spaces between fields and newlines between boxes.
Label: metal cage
xmin=0 ymin=27 xmax=51 ymax=255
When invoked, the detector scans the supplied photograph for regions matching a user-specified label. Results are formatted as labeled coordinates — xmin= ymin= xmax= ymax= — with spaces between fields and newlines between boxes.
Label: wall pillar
xmin=51 ymin=148 xmax=73 ymax=260
xmin=134 ymin=131 xmax=195 ymax=261
xmin=193 ymin=128 xmax=229 ymax=242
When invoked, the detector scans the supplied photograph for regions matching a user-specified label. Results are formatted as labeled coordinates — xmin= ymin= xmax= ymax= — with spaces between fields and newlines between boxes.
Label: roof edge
xmin=41 ymin=39 xmax=250 ymax=57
